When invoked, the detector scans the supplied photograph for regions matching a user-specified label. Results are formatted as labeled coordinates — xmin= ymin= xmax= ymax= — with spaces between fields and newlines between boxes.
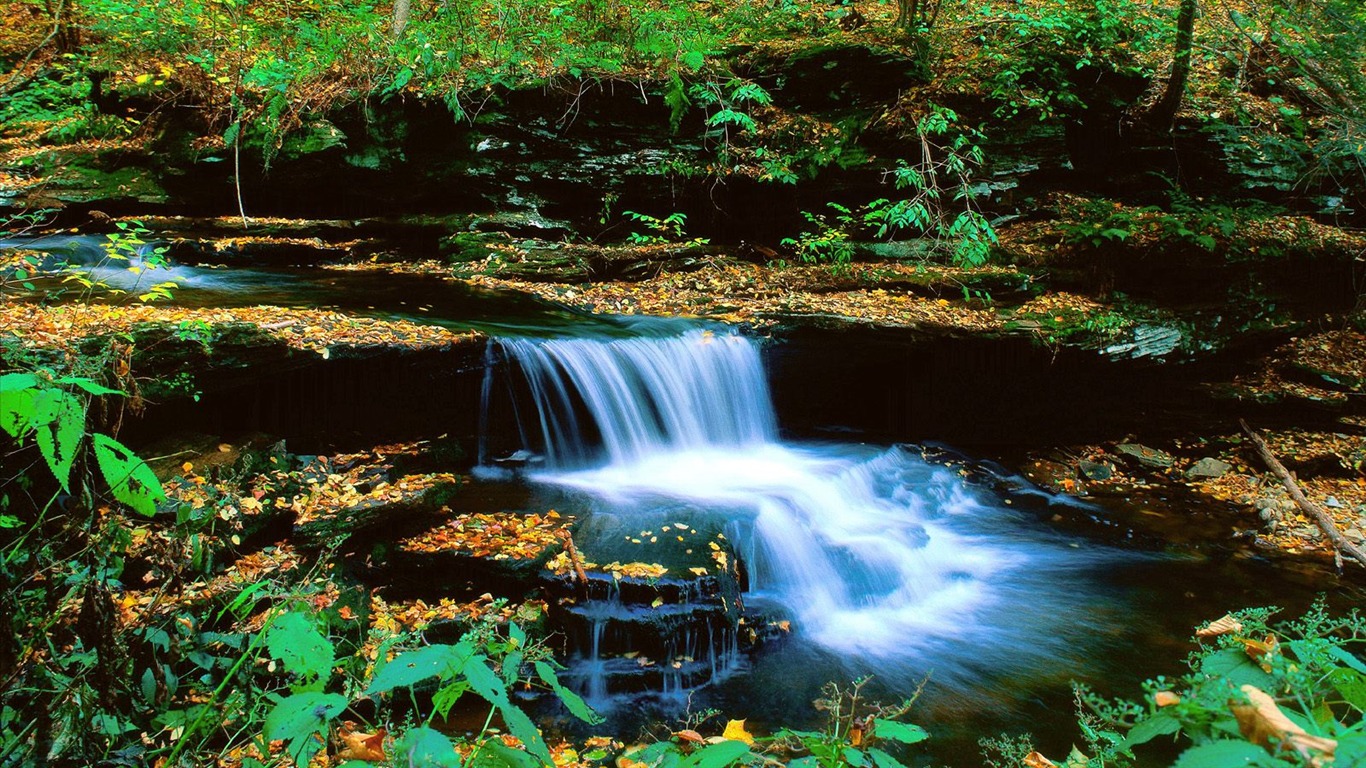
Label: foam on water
xmin=494 ymin=328 xmax=1115 ymax=683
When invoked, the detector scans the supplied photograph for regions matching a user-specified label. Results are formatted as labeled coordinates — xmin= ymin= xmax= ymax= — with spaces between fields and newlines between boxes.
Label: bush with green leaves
xmin=863 ymin=105 xmax=997 ymax=267
xmin=1011 ymin=603 xmax=1366 ymax=767
xmin=974 ymin=0 xmax=1170 ymax=121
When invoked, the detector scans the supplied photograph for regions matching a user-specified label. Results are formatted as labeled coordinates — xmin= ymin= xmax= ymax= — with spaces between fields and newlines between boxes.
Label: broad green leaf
xmin=56 ymin=376 xmax=124 ymax=396
xmin=681 ymin=739 xmax=750 ymax=768
xmin=0 ymin=386 xmax=37 ymax=437
xmin=1171 ymin=740 xmax=1266 ymax=768
xmin=463 ymin=655 xmax=553 ymax=764
xmin=1331 ymin=667 xmax=1366 ymax=710
xmin=866 ymin=747 xmax=907 ymax=768
xmin=366 ymin=641 xmax=475 ymax=695
xmin=91 ymin=433 xmax=166 ymax=516
xmin=534 ymin=661 xmax=602 ymax=724
xmin=1199 ymin=648 xmax=1276 ymax=689
xmin=1123 ymin=711 xmax=1181 ymax=748
xmin=471 ymin=740 xmax=539 ymax=768
xmin=392 ymin=726 xmax=461 ymax=767
xmin=1329 ymin=646 xmax=1366 ymax=674
xmin=265 ymin=612 xmax=334 ymax=691
xmin=872 ymin=719 xmax=928 ymax=746
xmin=33 ymin=389 xmax=84 ymax=491
xmin=841 ymin=747 xmax=869 ymax=767
xmin=0 ymin=373 xmax=38 ymax=393
xmin=264 ymin=692 xmax=347 ymax=765
xmin=432 ymin=680 xmax=470 ymax=718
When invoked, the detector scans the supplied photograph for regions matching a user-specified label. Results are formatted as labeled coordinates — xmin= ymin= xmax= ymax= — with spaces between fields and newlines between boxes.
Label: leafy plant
xmin=61 ymin=221 xmax=181 ymax=303
xmin=624 ymin=211 xmax=710 ymax=246
xmin=863 ymin=105 xmax=998 ymax=267
xmin=782 ymin=203 xmax=857 ymax=269
xmin=1025 ymin=603 xmax=1366 ymax=767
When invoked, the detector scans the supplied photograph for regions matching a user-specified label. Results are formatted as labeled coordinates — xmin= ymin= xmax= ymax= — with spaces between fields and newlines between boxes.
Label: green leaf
xmin=681 ymin=50 xmax=705 ymax=71
xmin=1330 ymin=667 xmax=1366 ymax=711
xmin=463 ymin=655 xmax=553 ymax=764
xmin=1124 ymin=711 xmax=1181 ymax=748
xmin=872 ymin=719 xmax=928 ymax=745
xmin=1171 ymin=740 xmax=1266 ymax=768
xmin=56 ymin=376 xmax=124 ymax=396
xmin=681 ymin=739 xmax=750 ymax=768
xmin=0 ymin=386 xmax=37 ymax=437
xmin=367 ymin=641 xmax=475 ymax=695
xmin=33 ymin=389 xmax=84 ymax=491
xmin=392 ymin=726 xmax=461 ymax=767
xmin=1200 ymin=648 xmax=1276 ymax=689
xmin=472 ymin=740 xmax=540 ymax=768
xmin=265 ymin=612 xmax=334 ymax=692
xmin=534 ymin=661 xmax=602 ymax=724
xmin=91 ymin=433 xmax=166 ymax=516
xmin=1329 ymin=646 xmax=1366 ymax=674
xmin=0 ymin=373 xmax=38 ymax=393
xmin=264 ymin=692 xmax=347 ymax=765
xmin=866 ymin=748 xmax=907 ymax=768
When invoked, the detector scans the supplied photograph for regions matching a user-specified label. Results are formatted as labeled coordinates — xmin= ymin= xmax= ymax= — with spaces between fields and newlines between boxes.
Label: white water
xmin=496 ymin=327 xmax=1112 ymax=679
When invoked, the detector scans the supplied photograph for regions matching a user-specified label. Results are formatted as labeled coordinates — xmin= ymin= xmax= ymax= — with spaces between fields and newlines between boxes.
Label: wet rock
xmin=1185 ymin=457 xmax=1232 ymax=480
xmin=293 ymin=477 xmax=462 ymax=548
xmin=1078 ymin=459 xmax=1114 ymax=481
xmin=1115 ymin=442 xmax=1175 ymax=469
xmin=166 ymin=237 xmax=353 ymax=267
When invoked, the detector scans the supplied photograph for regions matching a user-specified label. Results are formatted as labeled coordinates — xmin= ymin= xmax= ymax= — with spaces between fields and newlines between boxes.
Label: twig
xmin=555 ymin=530 xmax=589 ymax=593
xmin=1240 ymin=419 xmax=1366 ymax=570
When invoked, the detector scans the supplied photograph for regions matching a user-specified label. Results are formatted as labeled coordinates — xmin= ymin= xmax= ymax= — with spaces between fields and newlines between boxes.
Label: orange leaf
xmin=675 ymin=730 xmax=706 ymax=744
xmin=1023 ymin=752 xmax=1057 ymax=768
xmin=337 ymin=723 xmax=387 ymax=762
xmin=1196 ymin=614 xmax=1243 ymax=638
xmin=1230 ymin=685 xmax=1336 ymax=762
xmin=1154 ymin=691 xmax=1181 ymax=708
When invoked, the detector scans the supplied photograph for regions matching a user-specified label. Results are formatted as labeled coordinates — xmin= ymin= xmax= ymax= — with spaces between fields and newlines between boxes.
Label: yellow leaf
xmin=721 ymin=719 xmax=754 ymax=746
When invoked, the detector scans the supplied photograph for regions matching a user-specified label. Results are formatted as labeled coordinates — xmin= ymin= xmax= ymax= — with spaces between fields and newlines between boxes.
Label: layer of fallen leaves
xmin=544 ymin=551 xmax=671 ymax=580
xmin=289 ymin=470 xmax=459 ymax=526
xmin=1027 ymin=425 xmax=1365 ymax=558
xmin=400 ymin=510 xmax=571 ymax=559
xmin=0 ymin=301 xmax=480 ymax=355
xmin=1231 ymin=330 xmax=1366 ymax=405
xmin=468 ymin=261 xmax=1007 ymax=331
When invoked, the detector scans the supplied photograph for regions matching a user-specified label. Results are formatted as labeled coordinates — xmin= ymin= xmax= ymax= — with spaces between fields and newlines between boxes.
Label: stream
xmin=1 ymin=232 xmax=1346 ymax=762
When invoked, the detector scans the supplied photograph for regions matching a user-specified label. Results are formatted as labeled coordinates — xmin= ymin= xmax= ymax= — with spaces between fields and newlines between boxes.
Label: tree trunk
xmin=1152 ymin=0 xmax=1197 ymax=129
xmin=392 ymin=0 xmax=412 ymax=38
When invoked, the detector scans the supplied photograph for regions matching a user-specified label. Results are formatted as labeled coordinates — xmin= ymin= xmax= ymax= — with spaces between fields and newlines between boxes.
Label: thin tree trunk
xmin=1152 ymin=0 xmax=1197 ymax=129
xmin=392 ymin=0 xmax=412 ymax=38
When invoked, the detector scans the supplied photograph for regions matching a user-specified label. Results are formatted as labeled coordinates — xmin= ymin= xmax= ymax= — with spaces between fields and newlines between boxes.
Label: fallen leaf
xmin=722 ymin=719 xmax=754 ymax=746
xmin=1024 ymin=752 xmax=1057 ymax=768
xmin=1154 ymin=691 xmax=1181 ymax=707
xmin=1230 ymin=684 xmax=1336 ymax=761
xmin=1196 ymin=614 xmax=1243 ymax=638
xmin=675 ymin=730 xmax=705 ymax=745
xmin=337 ymin=723 xmax=387 ymax=762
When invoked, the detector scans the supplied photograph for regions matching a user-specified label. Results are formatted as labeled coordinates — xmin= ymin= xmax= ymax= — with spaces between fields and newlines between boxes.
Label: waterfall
xmin=490 ymin=325 xmax=1112 ymax=694
xmin=497 ymin=329 xmax=776 ymax=467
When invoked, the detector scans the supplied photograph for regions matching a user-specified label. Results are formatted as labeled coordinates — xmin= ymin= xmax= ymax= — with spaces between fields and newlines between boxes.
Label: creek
xmin=1 ymin=231 xmax=1344 ymax=762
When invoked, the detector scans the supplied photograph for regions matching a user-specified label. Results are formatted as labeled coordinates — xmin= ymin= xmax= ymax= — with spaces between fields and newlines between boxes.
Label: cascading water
xmin=488 ymin=326 xmax=1120 ymax=704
